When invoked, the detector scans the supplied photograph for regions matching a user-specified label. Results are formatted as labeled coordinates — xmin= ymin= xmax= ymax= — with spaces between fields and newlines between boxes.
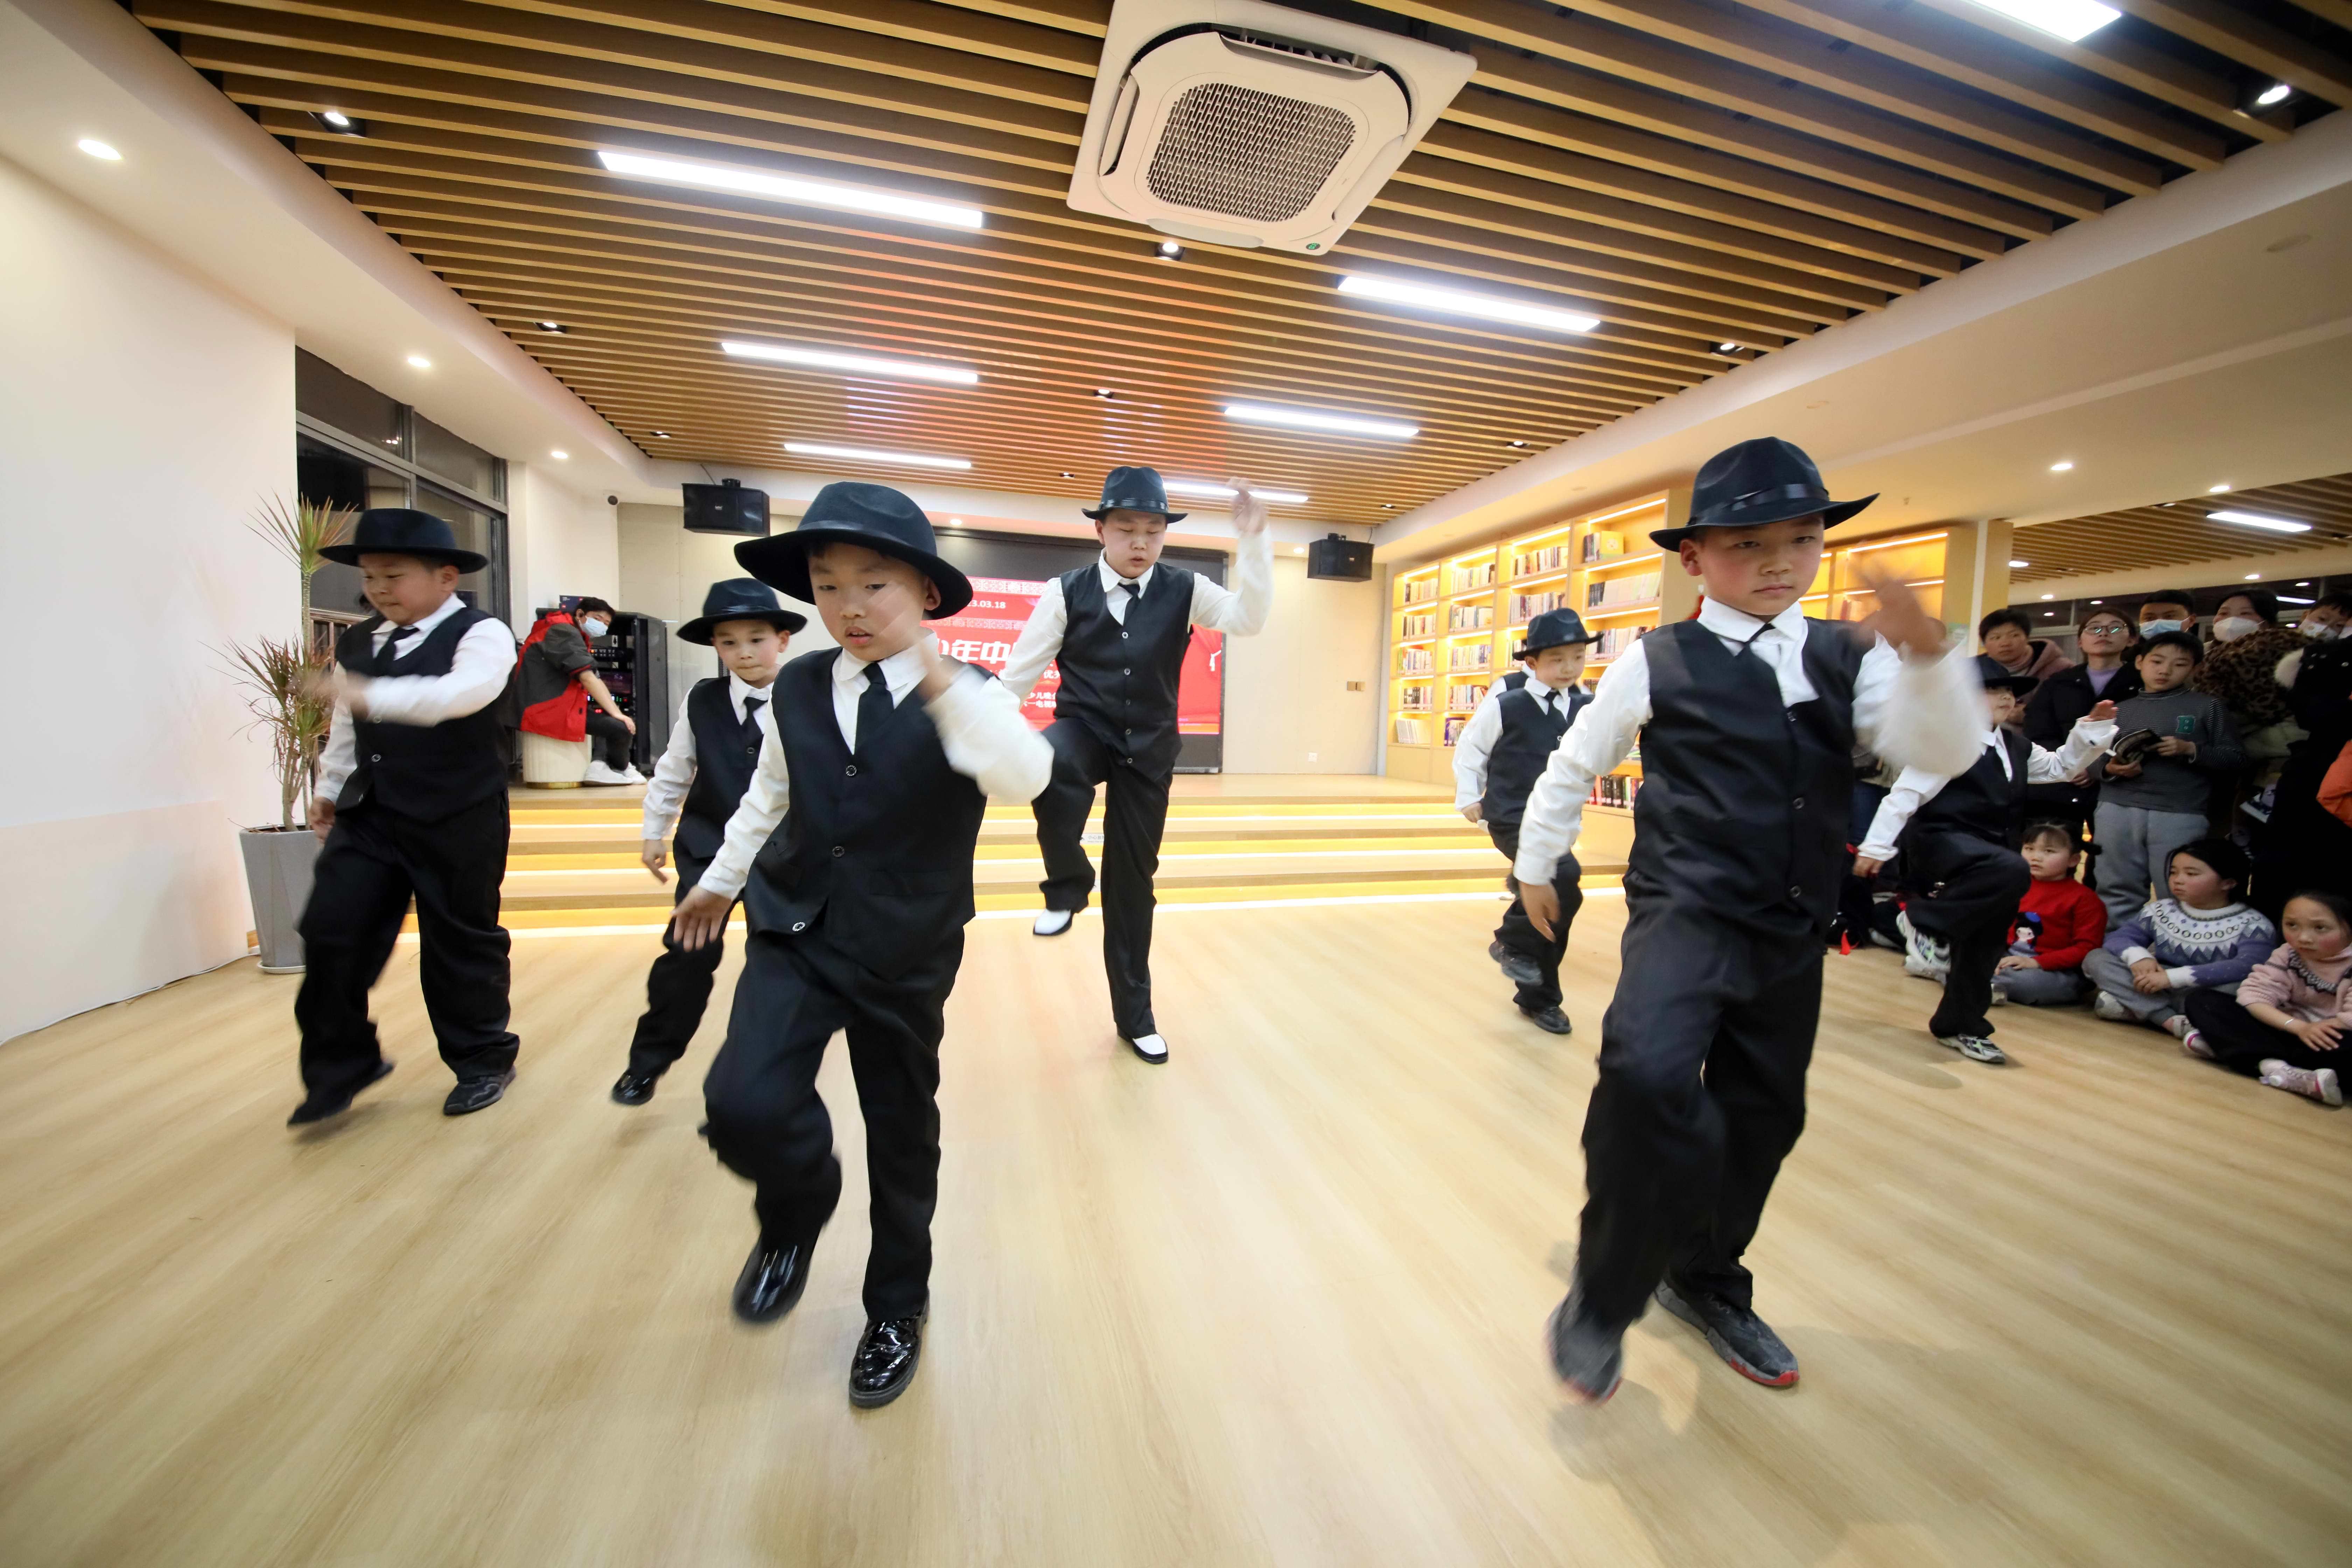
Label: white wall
xmin=508 ymin=463 xmax=619 ymax=632
xmin=0 ymin=153 xmax=292 ymax=1043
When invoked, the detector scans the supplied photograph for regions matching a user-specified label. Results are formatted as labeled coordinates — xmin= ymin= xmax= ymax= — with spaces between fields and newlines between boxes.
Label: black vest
xmin=675 ymin=677 xmax=769 ymax=862
xmin=1483 ymin=675 xmax=1590 ymax=829
xmin=337 ymin=607 xmax=509 ymax=821
xmin=743 ymin=651 xmax=989 ymax=979
xmin=1630 ymin=617 xmax=1868 ymax=929
xmin=1051 ymin=562 xmax=1196 ymax=770
xmin=1909 ymin=730 xmax=2031 ymax=848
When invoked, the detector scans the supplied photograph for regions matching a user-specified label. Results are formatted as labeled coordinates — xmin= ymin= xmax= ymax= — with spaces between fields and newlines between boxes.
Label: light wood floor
xmin=2 ymin=896 xmax=2348 ymax=1567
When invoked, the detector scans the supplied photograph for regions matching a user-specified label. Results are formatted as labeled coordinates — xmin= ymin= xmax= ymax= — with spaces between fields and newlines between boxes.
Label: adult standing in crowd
xmin=2252 ymin=592 xmax=2352 ymax=918
xmin=1977 ymin=607 xmax=2075 ymax=685
xmin=517 ymin=596 xmax=642 ymax=785
xmin=2135 ymin=589 xmax=2200 ymax=644
xmin=2193 ymin=589 xmax=2304 ymax=805
xmin=2023 ymin=608 xmax=2141 ymax=835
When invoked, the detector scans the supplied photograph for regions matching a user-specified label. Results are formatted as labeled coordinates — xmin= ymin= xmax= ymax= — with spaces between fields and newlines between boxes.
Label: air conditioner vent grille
xmin=1144 ymin=81 xmax=1356 ymax=223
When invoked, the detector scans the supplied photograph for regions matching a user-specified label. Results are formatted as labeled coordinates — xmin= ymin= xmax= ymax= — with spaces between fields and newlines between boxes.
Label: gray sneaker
xmin=1655 ymin=1278 xmax=1799 ymax=1388
xmin=1545 ymin=1292 xmax=1623 ymax=1403
xmin=1935 ymin=1033 xmax=2009 ymax=1065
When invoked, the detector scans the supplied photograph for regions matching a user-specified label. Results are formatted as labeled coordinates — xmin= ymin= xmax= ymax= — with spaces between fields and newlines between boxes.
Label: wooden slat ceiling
xmin=135 ymin=0 xmax=2351 ymax=521
xmin=2011 ymin=471 xmax=2352 ymax=582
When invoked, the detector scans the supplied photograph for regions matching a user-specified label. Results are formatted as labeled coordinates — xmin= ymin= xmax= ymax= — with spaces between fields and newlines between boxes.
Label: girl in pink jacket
xmin=2182 ymin=889 xmax=2352 ymax=1107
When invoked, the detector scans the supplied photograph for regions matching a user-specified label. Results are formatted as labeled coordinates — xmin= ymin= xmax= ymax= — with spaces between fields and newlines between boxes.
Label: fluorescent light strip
xmin=1337 ymin=273 xmax=1598 ymax=335
xmin=1954 ymin=0 xmax=2118 ymax=43
xmin=722 ymin=339 xmax=977 ymax=385
xmin=597 ymin=149 xmax=982 ymax=229
xmin=1225 ymin=402 xmax=1418 ymax=440
xmin=1162 ymin=479 xmax=1310 ymax=506
xmin=2206 ymin=509 xmax=2312 ymax=534
xmin=785 ymin=441 xmax=970 ymax=471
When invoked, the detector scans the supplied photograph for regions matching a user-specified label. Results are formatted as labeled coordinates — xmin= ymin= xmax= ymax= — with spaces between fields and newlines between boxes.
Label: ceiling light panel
xmin=1338 ymin=273 xmax=1598 ymax=334
xmin=784 ymin=441 xmax=971 ymax=471
xmin=722 ymin=340 xmax=978 ymax=385
xmin=1225 ymin=402 xmax=1418 ymax=440
xmin=1954 ymin=0 xmax=2119 ymax=43
xmin=2206 ymin=510 xmax=2313 ymax=533
xmin=597 ymin=150 xmax=984 ymax=229
xmin=1162 ymin=479 xmax=1311 ymax=506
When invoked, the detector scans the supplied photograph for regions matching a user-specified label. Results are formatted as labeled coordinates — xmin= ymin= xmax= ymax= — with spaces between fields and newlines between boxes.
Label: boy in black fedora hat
xmin=1453 ymin=607 xmax=1596 ymax=1033
xmin=611 ymin=578 xmax=807 ymax=1106
xmin=1853 ymin=656 xmax=2116 ymax=1065
xmin=289 ymin=508 xmax=523 ymax=1125
xmin=1512 ymin=437 xmax=1983 ymax=1402
xmin=998 ymin=465 xmax=1273 ymax=1064
xmin=668 ymin=483 xmax=1051 ymax=1408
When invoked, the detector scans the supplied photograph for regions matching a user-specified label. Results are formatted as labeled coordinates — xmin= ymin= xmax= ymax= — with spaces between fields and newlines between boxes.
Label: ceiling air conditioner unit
xmin=1068 ymin=0 xmax=1475 ymax=254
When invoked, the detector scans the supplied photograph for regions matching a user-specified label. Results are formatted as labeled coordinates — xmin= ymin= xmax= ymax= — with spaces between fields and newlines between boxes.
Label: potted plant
xmin=229 ymin=496 xmax=352 ymax=972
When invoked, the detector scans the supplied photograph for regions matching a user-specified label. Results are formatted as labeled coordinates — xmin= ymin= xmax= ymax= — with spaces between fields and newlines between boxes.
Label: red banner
xmin=930 ymin=574 xmax=1223 ymax=734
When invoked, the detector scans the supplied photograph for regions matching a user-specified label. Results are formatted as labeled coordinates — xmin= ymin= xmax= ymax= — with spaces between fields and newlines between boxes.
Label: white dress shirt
xmin=1452 ymin=672 xmax=1583 ymax=810
xmin=317 ymin=595 xmax=520 ymax=804
xmin=1856 ymin=717 xmax=2117 ymax=861
xmin=1513 ymin=598 xmax=1985 ymax=888
xmin=696 ymin=640 xmax=1055 ymax=903
xmin=998 ymin=531 xmax=1275 ymax=698
xmin=641 ymin=670 xmax=778 ymax=840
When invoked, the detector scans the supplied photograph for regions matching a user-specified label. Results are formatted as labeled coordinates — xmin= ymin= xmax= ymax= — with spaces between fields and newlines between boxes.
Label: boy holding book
xmin=2092 ymin=632 xmax=2244 ymax=924
xmin=668 ymin=484 xmax=1052 ymax=1408
xmin=1452 ymin=608 xmax=1595 ymax=1033
xmin=1514 ymin=438 xmax=1981 ymax=1402
xmin=1851 ymin=657 xmax=2115 ymax=1065
xmin=611 ymin=578 xmax=805 ymax=1105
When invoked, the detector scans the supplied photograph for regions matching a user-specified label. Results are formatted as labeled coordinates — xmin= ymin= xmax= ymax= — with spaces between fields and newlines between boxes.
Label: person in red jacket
xmin=1991 ymin=821 xmax=2107 ymax=1005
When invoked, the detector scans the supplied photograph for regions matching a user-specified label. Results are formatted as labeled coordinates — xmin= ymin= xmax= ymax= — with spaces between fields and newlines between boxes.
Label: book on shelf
xmin=1397 ymin=645 xmax=1434 ymax=674
xmin=1442 ymin=714 xmax=1470 ymax=746
xmin=1393 ymin=715 xmax=1431 ymax=746
xmin=1594 ymin=624 xmax=1647 ymax=659
xmin=1398 ymin=685 xmax=1432 ymax=712
xmin=1447 ymin=603 xmax=1495 ymax=631
xmin=1401 ymin=578 xmax=1439 ymax=604
xmin=1448 ymin=680 xmax=1489 ymax=713
xmin=1582 ymin=531 xmax=1628 ymax=562
xmin=1511 ymin=542 xmax=1570 ymax=578
xmin=1586 ymin=774 xmax=1642 ymax=808
xmin=1450 ymin=560 xmax=1497 ymax=594
xmin=1509 ymin=588 xmax=1564 ymax=625
xmin=1448 ymin=643 xmax=1492 ymax=673
xmin=1585 ymin=570 xmax=1662 ymax=608
xmin=1400 ymin=611 xmax=1436 ymax=638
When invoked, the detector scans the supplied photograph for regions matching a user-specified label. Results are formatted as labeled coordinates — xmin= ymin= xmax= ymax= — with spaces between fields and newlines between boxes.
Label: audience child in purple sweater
xmin=2082 ymin=839 xmax=2275 ymax=1039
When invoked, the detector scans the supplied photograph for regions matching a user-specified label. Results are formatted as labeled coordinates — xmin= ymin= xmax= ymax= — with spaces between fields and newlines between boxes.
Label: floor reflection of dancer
xmin=1516 ymin=439 xmax=1981 ymax=1402
xmin=999 ymin=467 xmax=1272 ymax=1064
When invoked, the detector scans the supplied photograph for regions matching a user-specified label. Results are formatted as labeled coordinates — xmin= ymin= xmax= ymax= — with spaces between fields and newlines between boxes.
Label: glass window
xmin=296 ymin=349 xmax=404 ymax=455
xmin=298 ymin=434 xmax=408 ymax=624
xmin=414 ymin=413 xmax=501 ymax=502
xmin=415 ymin=483 xmax=509 ymax=621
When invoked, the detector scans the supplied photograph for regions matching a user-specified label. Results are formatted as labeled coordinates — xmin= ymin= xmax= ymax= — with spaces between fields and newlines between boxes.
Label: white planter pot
xmin=240 ymin=827 xmax=322 ymax=974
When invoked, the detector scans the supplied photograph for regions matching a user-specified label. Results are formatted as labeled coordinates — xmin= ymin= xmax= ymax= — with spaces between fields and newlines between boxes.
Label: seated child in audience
xmin=2082 ymin=838 xmax=2274 ymax=1037
xmin=1991 ymin=821 xmax=2106 ymax=1006
xmin=2180 ymin=890 xmax=2351 ymax=1108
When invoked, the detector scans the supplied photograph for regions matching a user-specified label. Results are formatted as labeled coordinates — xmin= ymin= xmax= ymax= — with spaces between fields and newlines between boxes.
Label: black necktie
xmin=742 ymin=695 xmax=764 ymax=728
xmin=855 ymin=662 xmax=891 ymax=752
xmin=383 ymin=624 xmax=418 ymax=665
xmin=1540 ymin=687 xmax=1558 ymax=713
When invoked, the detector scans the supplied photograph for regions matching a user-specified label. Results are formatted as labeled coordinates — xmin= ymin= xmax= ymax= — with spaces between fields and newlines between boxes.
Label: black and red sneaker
xmin=1655 ymin=1278 xmax=1799 ymax=1388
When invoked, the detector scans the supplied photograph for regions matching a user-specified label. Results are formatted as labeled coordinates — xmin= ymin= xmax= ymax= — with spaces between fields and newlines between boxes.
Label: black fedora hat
xmin=1514 ymin=607 xmax=1595 ymax=659
xmin=1650 ymin=437 xmax=1877 ymax=549
xmin=734 ymin=482 xmax=973 ymax=618
xmin=1082 ymin=465 xmax=1188 ymax=523
xmin=1972 ymin=653 xmax=2039 ymax=697
xmin=319 ymin=507 xmax=489 ymax=574
xmin=677 ymin=576 xmax=808 ymax=645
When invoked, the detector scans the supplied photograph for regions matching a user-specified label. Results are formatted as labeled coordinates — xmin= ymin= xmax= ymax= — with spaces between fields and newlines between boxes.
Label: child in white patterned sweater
xmin=2083 ymin=838 xmax=2276 ymax=1038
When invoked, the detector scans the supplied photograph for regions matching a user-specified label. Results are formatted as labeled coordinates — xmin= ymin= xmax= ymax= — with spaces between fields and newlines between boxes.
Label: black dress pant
xmin=1486 ymin=822 xmax=1583 ymax=1011
xmin=1033 ymin=719 xmax=1171 ymax=1039
xmin=294 ymin=794 xmax=518 ymax=1099
xmin=1577 ymin=882 xmax=1822 ymax=1329
xmin=625 ymin=849 xmax=733 ymax=1077
xmin=702 ymin=924 xmax=962 ymax=1321
xmin=2183 ymin=987 xmax=2347 ymax=1075
xmin=1900 ymin=830 xmax=2031 ymax=1041
xmin=584 ymin=709 xmax=633 ymax=770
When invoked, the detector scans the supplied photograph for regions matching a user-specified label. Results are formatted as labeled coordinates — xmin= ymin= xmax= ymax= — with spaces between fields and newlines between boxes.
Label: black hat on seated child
xmin=319 ymin=507 xmax=489 ymax=574
xmin=1972 ymin=652 xmax=2039 ymax=696
xmin=1516 ymin=608 xmax=1594 ymax=659
xmin=1082 ymin=465 xmax=1188 ymax=523
xmin=734 ymin=481 xmax=974 ymax=618
xmin=677 ymin=577 xmax=807 ymax=644
xmin=1650 ymin=437 xmax=1877 ymax=549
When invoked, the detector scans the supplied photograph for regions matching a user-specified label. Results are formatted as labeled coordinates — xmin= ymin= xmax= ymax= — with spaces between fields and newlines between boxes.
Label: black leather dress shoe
xmin=732 ymin=1238 xmax=812 ymax=1325
xmin=287 ymin=1059 xmax=394 ymax=1127
xmin=442 ymin=1070 xmax=514 ymax=1116
xmin=848 ymin=1311 xmax=926 ymax=1407
xmin=610 ymin=1070 xmax=659 ymax=1106
xmin=1489 ymin=940 xmax=1545 ymax=988
xmin=1519 ymin=1003 xmax=1574 ymax=1035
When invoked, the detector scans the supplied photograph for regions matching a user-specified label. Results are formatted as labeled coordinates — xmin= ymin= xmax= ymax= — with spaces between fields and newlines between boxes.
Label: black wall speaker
xmin=1306 ymin=532 xmax=1372 ymax=582
xmin=683 ymin=478 xmax=770 ymax=537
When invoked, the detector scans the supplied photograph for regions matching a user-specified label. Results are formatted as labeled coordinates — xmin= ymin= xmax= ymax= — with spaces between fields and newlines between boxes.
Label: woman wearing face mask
xmin=517 ymin=595 xmax=642 ymax=785
xmin=2192 ymin=588 xmax=2303 ymax=788
xmin=2255 ymin=592 xmax=2352 ymax=918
